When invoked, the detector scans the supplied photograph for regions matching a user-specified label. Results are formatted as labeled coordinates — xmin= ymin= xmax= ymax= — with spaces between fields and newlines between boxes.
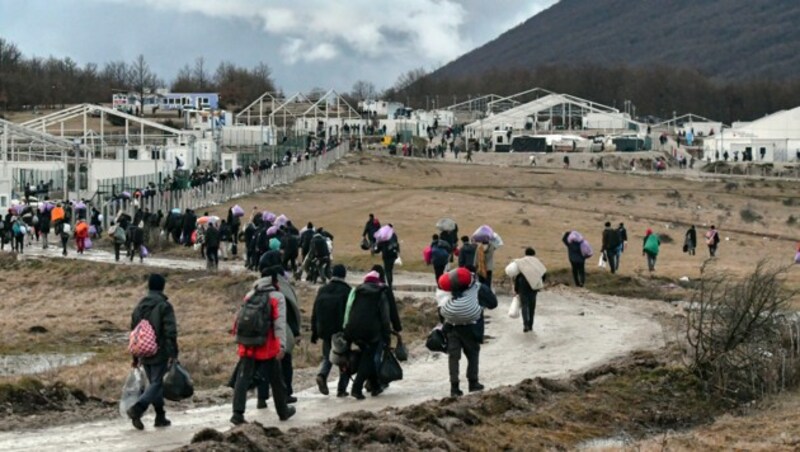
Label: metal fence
xmin=101 ymin=143 xmax=349 ymax=229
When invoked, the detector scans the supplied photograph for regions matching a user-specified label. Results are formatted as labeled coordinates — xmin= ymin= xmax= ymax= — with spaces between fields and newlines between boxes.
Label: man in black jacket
xmin=311 ymin=264 xmax=351 ymax=397
xmin=457 ymin=236 xmax=478 ymax=271
xmin=205 ymin=223 xmax=220 ymax=270
xmin=243 ymin=221 xmax=257 ymax=270
xmin=127 ymin=274 xmax=179 ymax=430
xmin=343 ymin=270 xmax=392 ymax=400
xmin=601 ymin=222 xmax=621 ymax=273
xmin=362 ymin=213 xmax=380 ymax=253
xmin=377 ymin=227 xmax=399 ymax=288
xmin=299 ymin=222 xmax=315 ymax=263
xmin=281 ymin=230 xmax=300 ymax=275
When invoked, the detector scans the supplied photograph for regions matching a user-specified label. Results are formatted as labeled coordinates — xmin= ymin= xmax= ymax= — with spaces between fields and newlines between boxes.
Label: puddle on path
xmin=0 ymin=353 xmax=95 ymax=377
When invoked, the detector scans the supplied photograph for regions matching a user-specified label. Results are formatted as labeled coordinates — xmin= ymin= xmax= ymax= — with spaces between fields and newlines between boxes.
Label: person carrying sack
xmin=127 ymin=274 xmax=178 ymax=430
xmin=506 ymin=248 xmax=547 ymax=333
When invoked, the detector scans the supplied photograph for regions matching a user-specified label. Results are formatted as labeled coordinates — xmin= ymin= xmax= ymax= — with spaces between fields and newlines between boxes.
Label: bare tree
xmin=128 ymin=54 xmax=159 ymax=116
xmin=350 ymin=80 xmax=376 ymax=102
xmin=192 ymin=57 xmax=209 ymax=91
xmin=393 ymin=67 xmax=427 ymax=91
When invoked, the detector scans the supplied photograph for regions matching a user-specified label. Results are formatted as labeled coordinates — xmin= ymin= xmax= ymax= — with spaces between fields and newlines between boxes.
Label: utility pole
xmin=73 ymin=139 xmax=81 ymax=202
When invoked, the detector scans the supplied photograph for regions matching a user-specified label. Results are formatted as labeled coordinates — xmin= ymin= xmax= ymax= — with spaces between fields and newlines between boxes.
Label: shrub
xmin=788 ymin=215 xmax=798 ymax=226
xmin=740 ymin=207 xmax=762 ymax=223
xmin=658 ymin=233 xmax=674 ymax=244
xmin=686 ymin=261 xmax=800 ymax=400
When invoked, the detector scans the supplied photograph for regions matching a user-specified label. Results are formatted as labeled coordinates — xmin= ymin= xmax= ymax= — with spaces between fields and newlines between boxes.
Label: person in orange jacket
xmin=51 ymin=204 xmax=65 ymax=232
xmin=75 ymin=220 xmax=89 ymax=254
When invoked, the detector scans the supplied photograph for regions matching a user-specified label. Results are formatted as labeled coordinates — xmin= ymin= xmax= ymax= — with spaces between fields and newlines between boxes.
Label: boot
xmin=154 ymin=410 xmax=171 ymax=428
xmin=316 ymin=374 xmax=329 ymax=395
xmin=450 ymin=382 xmax=463 ymax=397
xmin=278 ymin=405 xmax=296 ymax=421
xmin=126 ymin=403 xmax=145 ymax=431
xmin=230 ymin=412 xmax=246 ymax=425
xmin=256 ymin=399 xmax=268 ymax=409
xmin=468 ymin=380 xmax=484 ymax=393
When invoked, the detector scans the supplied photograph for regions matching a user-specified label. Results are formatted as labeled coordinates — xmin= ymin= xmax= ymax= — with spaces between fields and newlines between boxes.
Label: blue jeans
xmin=318 ymin=338 xmax=351 ymax=393
xmin=138 ymin=362 xmax=168 ymax=413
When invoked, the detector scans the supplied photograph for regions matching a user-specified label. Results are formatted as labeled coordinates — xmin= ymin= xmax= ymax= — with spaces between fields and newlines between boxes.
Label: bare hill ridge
xmin=433 ymin=0 xmax=800 ymax=81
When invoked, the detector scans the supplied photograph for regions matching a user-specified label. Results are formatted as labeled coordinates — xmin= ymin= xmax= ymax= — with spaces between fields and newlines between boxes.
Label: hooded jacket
xmin=236 ymin=277 xmax=287 ymax=360
xmin=131 ymin=291 xmax=178 ymax=365
xmin=311 ymin=278 xmax=351 ymax=341
xmin=276 ymin=273 xmax=301 ymax=353
xmin=562 ymin=232 xmax=586 ymax=264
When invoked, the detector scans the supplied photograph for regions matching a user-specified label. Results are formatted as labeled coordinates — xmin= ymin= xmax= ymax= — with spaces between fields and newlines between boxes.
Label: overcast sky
xmin=0 ymin=0 xmax=557 ymax=94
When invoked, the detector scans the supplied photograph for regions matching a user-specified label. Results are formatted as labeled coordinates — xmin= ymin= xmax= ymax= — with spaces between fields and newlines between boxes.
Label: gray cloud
xmin=0 ymin=0 xmax=558 ymax=93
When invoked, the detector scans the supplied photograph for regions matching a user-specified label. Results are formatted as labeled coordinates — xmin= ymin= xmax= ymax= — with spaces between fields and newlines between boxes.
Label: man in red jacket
xmin=230 ymin=253 xmax=296 ymax=425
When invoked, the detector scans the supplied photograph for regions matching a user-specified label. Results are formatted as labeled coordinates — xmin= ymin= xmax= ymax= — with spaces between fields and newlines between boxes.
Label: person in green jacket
xmin=642 ymin=228 xmax=660 ymax=272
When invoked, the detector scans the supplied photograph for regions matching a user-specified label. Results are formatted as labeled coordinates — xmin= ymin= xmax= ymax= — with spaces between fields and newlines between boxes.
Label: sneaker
xmin=468 ymin=381 xmax=485 ymax=393
xmin=256 ymin=399 xmax=268 ymax=409
xmin=279 ymin=405 xmax=296 ymax=421
xmin=230 ymin=413 xmax=246 ymax=425
xmin=336 ymin=390 xmax=349 ymax=398
xmin=316 ymin=375 xmax=329 ymax=395
xmin=286 ymin=395 xmax=298 ymax=404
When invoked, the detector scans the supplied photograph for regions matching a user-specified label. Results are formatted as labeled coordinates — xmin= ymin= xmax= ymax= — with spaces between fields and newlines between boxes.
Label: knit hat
xmin=269 ymin=237 xmax=281 ymax=251
xmin=332 ymin=264 xmax=347 ymax=279
xmin=438 ymin=268 xmax=472 ymax=292
xmin=645 ymin=228 xmax=653 ymax=236
xmin=370 ymin=264 xmax=386 ymax=283
xmin=148 ymin=273 xmax=166 ymax=292
xmin=363 ymin=270 xmax=381 ymax=284
xmin=259 ymin=250 xmax=284 ymax=277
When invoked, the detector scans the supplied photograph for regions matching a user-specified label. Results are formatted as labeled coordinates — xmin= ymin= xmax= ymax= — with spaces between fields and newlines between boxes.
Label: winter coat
xmin=282 ymin=234 xmax=299 ymax=257
xmin=562 ymin=232 xmax=586 ymax=264
xmin=311 ymin=278 xmax=351 ymax=341
xmin=685 ymin=228 xmax=697 ymax=249
xmin=343 ymin=283 xmax=391 ymax=344
xmin=299 ymin=229 xmax=315 ymax=255
xmin=431 ymin=239 xmax=452 ymax=266
xmin=50 ymin=206 xmax=65 ymax=223
xmin=38 ymin=212 xmax=51 ymax=234
xmin=602 ymin=227 xmax=621 ymax=251
xmin=458 ymin=243 xmax=478 ymax=268
xmin=363 ymin=218 xmax=381 ymax=238
xmin=236 ymin=278 xmax=287 ymax=360
xmin=131 ymin=291 xmax=179 ymax=365
xmin=205 ymin=225 xmax=220 ymax=249
xmin=276 ymin=273 xmax=301 ymax=353
xmin=75 ymin=222 xmax=89 ymax=239
xmin=379 ymin=233 xmax=399 ymax=262
xmin=441 ymin=283 xmax=482 ymax=325
xmin=483 ymin=242 xmax=497 ymax=271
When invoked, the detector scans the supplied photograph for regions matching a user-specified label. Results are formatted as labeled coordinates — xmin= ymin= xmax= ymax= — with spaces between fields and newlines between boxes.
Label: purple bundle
xmin=232 ymin=204 xmax=245 ymax=217
xmin=262 ymin=211 xmax=276 ymax=223
xmin=472 ymin=225 xmax=494 ymax=244
xmin=374 ymin=225 xmax=394 ymax=244
xmin=275 ymin=214 xmax=289 ymax=227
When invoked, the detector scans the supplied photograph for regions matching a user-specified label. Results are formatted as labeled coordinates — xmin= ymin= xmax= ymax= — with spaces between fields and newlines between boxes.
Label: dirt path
xmin=0 ymin=252 xmax=671 ymax=451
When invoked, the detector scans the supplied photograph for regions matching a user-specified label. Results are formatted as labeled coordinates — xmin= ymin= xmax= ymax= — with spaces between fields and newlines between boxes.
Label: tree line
xmin=388 ymin=65 xmax=800 ymax=124
xmin=0 ymin=38 xmax=276 ymax=112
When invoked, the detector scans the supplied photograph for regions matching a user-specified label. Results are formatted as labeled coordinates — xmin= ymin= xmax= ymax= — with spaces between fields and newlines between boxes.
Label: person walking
xmin=457 ymin=236 xmax=478 ymax=271
xmin=129 ymin=222 xmax=146 ymax=263
xmin=362 ymin=214 xmax=381 ymax=254
xmin=230 ymin=254 xmax=296 ymax=425
xmin=616 ymin=222 xmax=628 ymax=268
xmin=476 ymin=241 xmax=497 ymax=288
xmin=601 ymin=222 xmax=622 ymax=273
xmin=437 ymin=267 xmax=498 ymax=397
xmin=75 ymin=219 xmax=89 ymax=254
xmin=110 ymin=221 xmax=126 ymax=261
xmin=643 ymin=228 xmax=660 ymax=272
xmin=377 ymin=226 xmax=400 ymax=288
xmin=127 ymin=274 xmax=178 ymax=430
xmin=706 ymin=225 xmax=720 ymax=257
xmin=38 ymin=209 xmax=51 ymax=250
xmin=273 ymin=255 xmax=302 ymax=404
xmin=311 ymin=264 xmax=351 ymax=397
xmin=562 ymin=231 xmax=588 ymax=287
xmin=430 ymin=234 xmax=452 ymax=282
xmin=506 ymin=248 xmax=547 ymax=333
xmin=343 ymin=271 xmax=392 ymax=400
xmin=59 ymin=222 xmax=70 ymax=256
xmin=684 ymin=225 xmax=697 ymax=256
xmin=205 ymin=222 xmax=220 ymax=270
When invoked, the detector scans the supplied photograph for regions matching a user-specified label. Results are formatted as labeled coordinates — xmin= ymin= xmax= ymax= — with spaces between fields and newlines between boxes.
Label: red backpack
xmin=129 ymin=317 xmax=158 ymax=358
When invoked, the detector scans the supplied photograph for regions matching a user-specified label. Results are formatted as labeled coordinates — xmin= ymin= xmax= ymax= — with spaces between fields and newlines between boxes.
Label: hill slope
xmin=433 ymin=0 xmax=800 ymax=81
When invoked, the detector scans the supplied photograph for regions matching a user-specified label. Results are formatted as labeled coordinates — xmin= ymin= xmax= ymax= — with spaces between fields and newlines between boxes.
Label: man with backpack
xmin=110 ymin=221 xmax=126 ymax=261
xmin=127 ymin=274 xmax=178 ymax=430
xmin=437 ymin=267 xmax=497 ymax=397
xmin=231 ymin=252 xmax=295 ymax=425
xmin=362 ymin=214 xmax=381 ymax=254
xmin=377 ymin=226 xmax=399 ymax=288
xmin=311 ymin=264 xmax=352 ymax=397
xmin=306 ymin=228 xmax=332 ymax=283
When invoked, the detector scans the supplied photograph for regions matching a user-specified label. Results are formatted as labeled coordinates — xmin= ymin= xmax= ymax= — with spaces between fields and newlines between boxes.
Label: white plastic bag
xmin=598 ymin=254 xmax=606 ymax=268
xmin=435 ymin=289 xmax=452 ymax=308
xmin=508 ymin=295 xmax=521 ymax=319
xmin=119 ymin=367 xmax=147 ymax=418
xmin=394 ymin=256 xmax=403 ymax=266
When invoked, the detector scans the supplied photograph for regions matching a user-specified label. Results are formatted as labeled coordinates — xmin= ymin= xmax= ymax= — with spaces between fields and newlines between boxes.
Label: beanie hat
xmin=269 ymin=237 xmax=281 ymax=251
xmin=363 ymin=270 xmax=381 ymax=284
xmin=370 ymin=264 xmax=386 ymax=283
xmin=259 ymin=250 xmax=284 ymax=277
xmin=438 ymin=268 xmax=472 ymax=292
xmin=332 ymin=264 xmax=347 ymax=279
xmin=148 ymin=273 xmax=166 ymax=292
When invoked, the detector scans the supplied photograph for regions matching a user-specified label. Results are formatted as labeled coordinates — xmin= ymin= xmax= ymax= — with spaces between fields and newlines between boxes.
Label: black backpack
xmin=235 ymin=289 xmax=273 ymax=346
xmin=313 ymin=235 xmax=329 ymax=257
